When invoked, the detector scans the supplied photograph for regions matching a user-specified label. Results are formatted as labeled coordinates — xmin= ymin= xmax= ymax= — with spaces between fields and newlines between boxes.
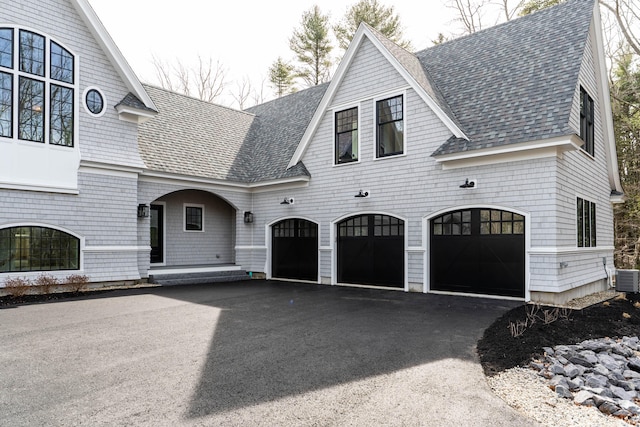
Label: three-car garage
xmin=271 ymin=208 xmax=525 ymax=298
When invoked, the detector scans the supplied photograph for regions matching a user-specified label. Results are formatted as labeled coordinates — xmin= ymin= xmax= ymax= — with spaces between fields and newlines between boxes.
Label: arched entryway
xmin=430 ymin=208 xmax=525 ymax=298
xmin=337 ymin=214 xmax=404 ymax=288
xmin=271 ymin=218 xmax=318 ymax=281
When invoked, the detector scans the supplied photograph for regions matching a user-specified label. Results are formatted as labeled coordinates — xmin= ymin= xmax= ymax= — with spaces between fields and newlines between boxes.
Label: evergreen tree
xmin=334 ymin=0 xmax=410 ymax=51
xmin=612 ymin=54 xmax=640 ymax=267
xmin=289 ymin=5 xmax=334 ymax=87
xmin=519 ymin=0 xmax=564 ymax=16
xmin=268 ymin=57 xmax=296 ymax=97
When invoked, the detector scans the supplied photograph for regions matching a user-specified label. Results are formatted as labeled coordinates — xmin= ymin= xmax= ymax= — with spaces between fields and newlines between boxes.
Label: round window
xmin=85 ymin=89 xmax=104 ymax=116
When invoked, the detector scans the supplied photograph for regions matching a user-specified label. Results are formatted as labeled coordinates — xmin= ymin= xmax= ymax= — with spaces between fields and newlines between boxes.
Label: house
xmin=0 ymin=0 xmax=622 ymax=304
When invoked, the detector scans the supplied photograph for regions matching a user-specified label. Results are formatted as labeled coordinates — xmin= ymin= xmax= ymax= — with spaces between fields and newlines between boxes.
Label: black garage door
xmin=272 ymin=219 xmax=318 ymax=281
xmin=337 ymin=214 xmax=404 ymax=288
xmin=430 ymin=209 xmax=525 ymax=298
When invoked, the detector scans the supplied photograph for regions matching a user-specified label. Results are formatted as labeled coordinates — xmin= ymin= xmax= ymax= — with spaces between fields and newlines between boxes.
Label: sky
xmin=86 ymin=0 xmax=461 ymax=107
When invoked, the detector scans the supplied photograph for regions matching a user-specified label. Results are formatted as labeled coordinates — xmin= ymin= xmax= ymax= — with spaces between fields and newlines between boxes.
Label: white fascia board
xmin=139 ymin=170 xmax=309 ymax=193
xmin=71 ymin=0 xmax=157 ymax=111
xmin=79 ymin=160 xmax=145 ymax=177
xmin=591 ymin=3 xmax=623 ymax=194
xmin=434 ymin=135 xmax=582 ymax=170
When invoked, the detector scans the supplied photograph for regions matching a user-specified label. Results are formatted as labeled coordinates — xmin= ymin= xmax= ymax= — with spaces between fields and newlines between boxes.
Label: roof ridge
xmin=141 ymin=83 xmax=255 ymax=117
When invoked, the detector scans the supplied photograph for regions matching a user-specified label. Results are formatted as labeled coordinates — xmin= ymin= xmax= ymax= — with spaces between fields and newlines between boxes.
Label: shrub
xmin=4 ymin=277 xmax=31 ymax=297
xmin=34 ymin=274 xmax=58 ymax=295
xmin=65 ymin=274 xmax=89 ymax=293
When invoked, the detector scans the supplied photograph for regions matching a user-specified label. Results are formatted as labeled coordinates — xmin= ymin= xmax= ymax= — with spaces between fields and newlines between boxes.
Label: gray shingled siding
xmin=0 ymin=172 xmax=142 ymax=283
xmin=537 ymin=23 xmax=614 ymax=295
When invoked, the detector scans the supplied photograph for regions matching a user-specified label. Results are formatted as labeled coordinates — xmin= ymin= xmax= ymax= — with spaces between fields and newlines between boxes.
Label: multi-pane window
xmin=480 ymin=210 xmax=525 ymax=235
xmin=0 ymin=27 xmax=75 ymax=147
xmin=339 ymin=215 xmax=369 ymax=237
xmin=184 ymin=205 xmax=204 ymax=231
xmin=580 ymin=87 xmax=594 ymax=156
xmin=373 ymin=215 xmax=404 ymax=236
xmin=85 ymin=89 xmax=104 ymax=116
xmin=273 ymin=219 xmax=317 ymax=238
xmin=577 ymin=198 xmax=596 ymax=247
xmin=0 ymin=226 xmax=80 ymax=273
xmin=376 ymin=95 xmax=404 ymax=157
xmin=335 ymin=107 xmax=358 ymax=164
xmin=433 ymin=211 xmax=472 ymax=236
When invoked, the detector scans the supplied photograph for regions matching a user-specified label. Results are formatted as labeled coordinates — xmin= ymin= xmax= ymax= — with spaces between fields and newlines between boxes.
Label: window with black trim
xmin=335 ymin=107 xmax=358 ymax=164
xmin=577 ymin=197 xmax=596 ymax=247
xmin=184 ymin=205 xmax=203 ymax=231
xmin=85 ymin=89 xmax=104 ymax=116
xmin=0 ymin=27 xmax=75 ymax=146
xmin=580 ymin=87 xmax=594 ymax=156
xmin=376 ymin=95 xmax=404 ymax=157
xmin=433 ymin=211 xmax=472 ymax=236
xmin=0 ymin=226 xmax=80 ymax=272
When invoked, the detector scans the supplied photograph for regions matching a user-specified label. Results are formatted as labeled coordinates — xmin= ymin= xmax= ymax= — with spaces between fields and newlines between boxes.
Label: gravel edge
xmin=487 ymin=367 xmax=629 ymax=426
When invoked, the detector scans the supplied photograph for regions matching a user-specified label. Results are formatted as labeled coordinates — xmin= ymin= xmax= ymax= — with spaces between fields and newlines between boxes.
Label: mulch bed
xmin=0 ymin=290 xmax=112 ymax=308
xmin=478 ymin=293 xmax=640 ymax=376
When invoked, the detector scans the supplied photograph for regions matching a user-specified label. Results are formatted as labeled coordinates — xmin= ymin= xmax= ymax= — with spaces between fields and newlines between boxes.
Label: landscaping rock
xmin=531 ymin=336 xmax=640 ymax=425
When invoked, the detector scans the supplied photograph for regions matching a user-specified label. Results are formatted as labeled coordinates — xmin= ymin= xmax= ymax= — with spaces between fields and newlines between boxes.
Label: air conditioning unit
xmin=616 ymin=269 xmax=639 ymax=293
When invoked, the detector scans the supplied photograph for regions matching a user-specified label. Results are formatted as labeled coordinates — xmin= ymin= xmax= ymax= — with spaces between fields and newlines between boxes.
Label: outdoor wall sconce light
xmin=459 ymin=179 xmax=476 ymax=189
xmin=244 ymin=211 xmax=254 ymax=223
xmin=280 ymin=197 xmax=295 ymax=205
xmin=354 ymin=189 xmax=369 ymax=198
xmin=137 ymin=204 xmax=150 ymax=218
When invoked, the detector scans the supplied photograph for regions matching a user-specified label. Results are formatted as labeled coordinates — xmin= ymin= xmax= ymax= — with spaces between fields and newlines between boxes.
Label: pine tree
xmin=334 ymin=0 xmax=410 ymax=51
xmin=289 ymin=5 xmax=334 ymax=87
xmin=268 ymin=57 xmax=296 ymax=97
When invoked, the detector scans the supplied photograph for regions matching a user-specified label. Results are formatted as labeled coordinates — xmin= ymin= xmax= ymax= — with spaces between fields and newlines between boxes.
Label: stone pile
xmin=530 ymin=336 xmax=640 ymax=423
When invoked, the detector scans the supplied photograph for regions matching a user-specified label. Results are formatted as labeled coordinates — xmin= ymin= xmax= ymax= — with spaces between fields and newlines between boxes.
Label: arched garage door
xmin=430 ymin=209 xmax=525 ymax=298
xmin=337 ymin=214 xmax=404 ymax=288
xmin=272 ymin=219 xmax=318 ymax=281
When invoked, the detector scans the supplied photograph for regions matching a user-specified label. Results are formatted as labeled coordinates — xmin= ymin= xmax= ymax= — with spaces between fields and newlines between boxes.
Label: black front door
xmin=430 ymin=209 xmax=525 ymax=298
xmin=150 ymin=204 xmax=164 ymax=264
xmin=337 ymin=214 xmax=404 ymax=288
xmin=272 ymin=219 xmax=318 ymax=281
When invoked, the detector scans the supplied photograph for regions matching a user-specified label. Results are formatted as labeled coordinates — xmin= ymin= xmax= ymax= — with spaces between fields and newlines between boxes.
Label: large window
xmin=580 ymin=86 xmax=594 ymax=156
xmin=0 ymin=28 xmax=75 ymax=147
xmin=335 ymin=107 xmax=358 ymax=164
xmin=577 ymin=197 xmax=596 ymax=247
xmin=376 ymin=95 xmax=404 ymax=157
xmin=0 ymin=226 xmax=80 ymax=273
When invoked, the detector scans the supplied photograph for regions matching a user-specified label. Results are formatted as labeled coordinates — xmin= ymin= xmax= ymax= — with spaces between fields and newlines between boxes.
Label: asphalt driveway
xmin=0 ymin=280 xmax=536 ymax=426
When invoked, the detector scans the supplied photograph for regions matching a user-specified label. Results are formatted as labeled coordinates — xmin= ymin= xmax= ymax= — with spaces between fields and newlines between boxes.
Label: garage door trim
xmin=268 ymin=216 xmax=320 ymax=283
xmin=423 ymin=205 xmax=529 ymax=300
xmin=332 ymin=211 xmax=408 ymax=290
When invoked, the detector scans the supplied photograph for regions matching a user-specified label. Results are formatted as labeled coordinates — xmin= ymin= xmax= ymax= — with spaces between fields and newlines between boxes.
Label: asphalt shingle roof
xmin=417 ymin=0 xmax=593 ymax=156
xmin=138 ymin=0 xmax=594 ymax=182
xmin=138 ymin=85 xmax=255 ymax=182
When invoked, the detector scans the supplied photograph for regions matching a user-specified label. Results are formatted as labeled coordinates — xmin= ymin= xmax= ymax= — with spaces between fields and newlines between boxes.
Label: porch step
xmin=149 ymin=269 xmax=249 ymax=286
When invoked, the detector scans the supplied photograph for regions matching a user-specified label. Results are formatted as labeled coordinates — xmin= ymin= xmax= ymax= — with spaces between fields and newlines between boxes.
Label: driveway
xmin=0 ymin=280 xmax=535 ymax=426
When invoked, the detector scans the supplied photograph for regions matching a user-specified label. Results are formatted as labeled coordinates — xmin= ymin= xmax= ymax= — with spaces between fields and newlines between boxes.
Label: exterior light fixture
xmin=244 ymin=211 xmax=254 ymax=223
xmin=137 ymin=204 xmax=150 ymax=218
xmin=280 ymin=197 xmax=295 ymax=205
xmin=354 ymin=190 xmax=369 ymax=198
xmin=459 ymin=179 xmax=476 ymax=189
